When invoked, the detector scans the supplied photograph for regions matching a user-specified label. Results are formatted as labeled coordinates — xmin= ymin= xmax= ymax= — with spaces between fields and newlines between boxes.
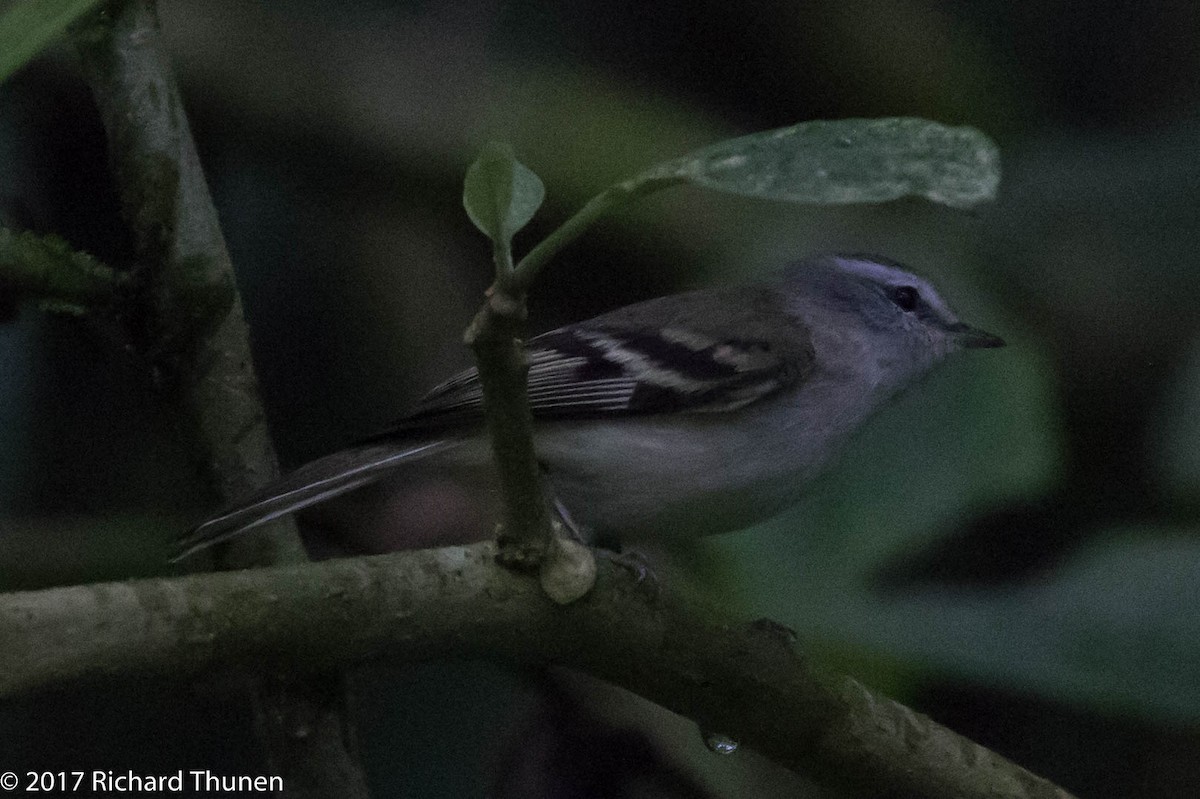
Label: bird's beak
xmin=945 ymin=322 xmax=1006 ymax=349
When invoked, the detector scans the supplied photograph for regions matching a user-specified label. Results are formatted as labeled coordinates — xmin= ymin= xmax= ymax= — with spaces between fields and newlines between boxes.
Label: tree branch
xmin=72 ymin=1 xmax=293 ymax=531
xmin=464 ymin=286 xmax=555 ymax=565
xmin=70 ymin=1 xmax=367 ymax=794
xmin=459 ymin=174 xmax=684 ymax=582
xmin=459 ymin=146 xmax=595 ymax=598
xmin=0 ymin=543 xmax=1076 ymax=799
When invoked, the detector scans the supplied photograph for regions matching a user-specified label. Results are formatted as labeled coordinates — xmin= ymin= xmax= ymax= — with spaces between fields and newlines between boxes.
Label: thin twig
xmin=512 ymin=175 xmax=684 ymax=291
xmin=0 ymin=543 xmax=1078 ymax=799
xmin=464 ymin=284 xmax=555 ymax=567
xmin=461 ymin=174 xmax=687 ymax=586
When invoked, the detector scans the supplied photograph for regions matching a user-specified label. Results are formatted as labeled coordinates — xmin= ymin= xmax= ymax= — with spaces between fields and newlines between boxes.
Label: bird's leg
xmin=548 ymin=494 xmax=655 ymax=588
xmin=551 ymin=496 xmax=589 ymax=544
xmin=602 ymin=548 xmax=658 ymax=591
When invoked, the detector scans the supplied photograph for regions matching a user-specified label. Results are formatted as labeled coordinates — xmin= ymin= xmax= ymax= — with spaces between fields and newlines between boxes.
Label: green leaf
xmin=514 ymin=117 xmax=1000 ymax=286
xmin=796 ymin=532 xmax=1200 ymax=725
xmin=644 ymin=117 xmax=1000 ymax=210
xmin=0 ymin=0 xmax=102 ymax=84
xmin=0 ymin=227 xmax=126 ymax=303
xmin=462 ymin=142 xmax=545 ymax=246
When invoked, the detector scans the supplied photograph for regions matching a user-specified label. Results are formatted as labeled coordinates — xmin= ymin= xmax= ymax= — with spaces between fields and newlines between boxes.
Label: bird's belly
xmin=534 ymin=409 xmax=823 ymax=541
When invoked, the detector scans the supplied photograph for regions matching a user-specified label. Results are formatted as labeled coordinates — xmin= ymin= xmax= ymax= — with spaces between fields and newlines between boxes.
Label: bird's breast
xmin=532 ymin=383 xmax=876 ymax=541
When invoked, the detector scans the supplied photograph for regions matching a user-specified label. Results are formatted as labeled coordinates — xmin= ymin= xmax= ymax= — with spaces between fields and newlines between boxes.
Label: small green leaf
xmin=0 ymin=0 xmax=102 ymax=84
xmin=462 ymin=142 xmax=545 ymax=246
xmin=643 ymin=117 xmax=1000 ymax=210
xmin=0 ymin=227 xmax=126 ymax=303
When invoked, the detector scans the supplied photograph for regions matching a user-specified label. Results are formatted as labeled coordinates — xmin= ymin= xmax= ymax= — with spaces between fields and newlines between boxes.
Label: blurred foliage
xmin=0 ymin=0 xmax=100 ymax=84
xmin=0 ymin=512 xmax=186 ymax=591
xmin=1154 ymin=336 xmax=1200 ymax=502
xmin=0 ymin=227 xmax=124 ymax=312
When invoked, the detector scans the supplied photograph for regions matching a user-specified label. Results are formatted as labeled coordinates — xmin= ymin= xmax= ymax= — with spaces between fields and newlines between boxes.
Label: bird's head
xmin=783 ymin=253 xmax=1004 ymax=384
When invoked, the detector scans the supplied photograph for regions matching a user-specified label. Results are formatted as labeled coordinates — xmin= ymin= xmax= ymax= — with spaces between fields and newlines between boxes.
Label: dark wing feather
xmin=400 ymin=284 xmax=813 ymax=427
xmin=174 ymin=439 xmax=454 ymax=561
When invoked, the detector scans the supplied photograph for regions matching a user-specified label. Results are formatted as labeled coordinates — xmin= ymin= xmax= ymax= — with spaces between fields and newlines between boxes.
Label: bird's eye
xmin=889 ymin=285 xmax=920 ymax=312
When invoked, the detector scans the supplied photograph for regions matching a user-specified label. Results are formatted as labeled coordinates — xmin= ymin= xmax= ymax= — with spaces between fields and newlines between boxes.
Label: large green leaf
xmin=0 ymin=0 xmax=101 ymax=84
xmin=514 ymin=117 xmax=1000 ymax=284
xmin=784 ymin=532 xmax=1200 ymax=725
xmin=644 ymin=117 xmax=1000 ymax=210
xmin=462 ymin=141 xmax=545 ymax=248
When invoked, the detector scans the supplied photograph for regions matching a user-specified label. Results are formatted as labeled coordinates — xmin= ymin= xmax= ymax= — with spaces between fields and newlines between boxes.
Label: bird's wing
xmin=401 ymin=285 xmax=814 ymax=427
xmin=173 ymin=439 xmax=456 ymax=561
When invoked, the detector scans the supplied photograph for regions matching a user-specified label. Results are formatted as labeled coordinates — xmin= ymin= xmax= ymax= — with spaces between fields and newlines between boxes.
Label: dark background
xmin=2 ymin=1 xmax=1199 ymax=796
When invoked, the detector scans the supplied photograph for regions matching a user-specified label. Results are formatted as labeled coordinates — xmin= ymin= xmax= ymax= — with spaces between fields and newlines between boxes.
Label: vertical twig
xmin=465 ymin=285 xmax=554 ymax=566
xmin=71 ymin=2 xmax=369 ymax=795
xmin=465 ymin=282 xmax=596 ymax=603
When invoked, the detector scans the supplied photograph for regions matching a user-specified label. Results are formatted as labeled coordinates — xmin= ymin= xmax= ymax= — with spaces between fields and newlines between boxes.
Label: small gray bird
xmin=176 ymin=253 xmax=1003 ymax=560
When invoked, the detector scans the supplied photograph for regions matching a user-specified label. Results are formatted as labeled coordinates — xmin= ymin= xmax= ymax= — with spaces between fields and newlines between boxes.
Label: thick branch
xmin=70 ymin=2 xmax=364 ymax=794
xmin=73 ymin=1 xmax=296 ymax=535
xmin=0 ymin=543 xmax=1074 ymax=799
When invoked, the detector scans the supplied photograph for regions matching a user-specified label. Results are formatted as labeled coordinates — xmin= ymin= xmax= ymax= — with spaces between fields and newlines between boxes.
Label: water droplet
xmin=702 ymin=731 xmax=739 ymax=755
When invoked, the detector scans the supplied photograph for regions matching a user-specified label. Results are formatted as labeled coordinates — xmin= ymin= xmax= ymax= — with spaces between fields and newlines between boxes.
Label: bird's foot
xmin=602 ymin=548 xmax=660 ymax=595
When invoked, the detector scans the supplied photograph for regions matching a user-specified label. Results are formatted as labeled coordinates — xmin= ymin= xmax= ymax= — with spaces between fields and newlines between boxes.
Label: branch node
xmin=493 ymin=525 xmax=543 ymax=572
xmin=538 ymin=528 xmax=597 ymax=605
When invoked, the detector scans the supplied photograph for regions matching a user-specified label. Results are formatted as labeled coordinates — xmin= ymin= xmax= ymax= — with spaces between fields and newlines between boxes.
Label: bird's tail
xmin=173 ymin=438 xmax=458 ymax=562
